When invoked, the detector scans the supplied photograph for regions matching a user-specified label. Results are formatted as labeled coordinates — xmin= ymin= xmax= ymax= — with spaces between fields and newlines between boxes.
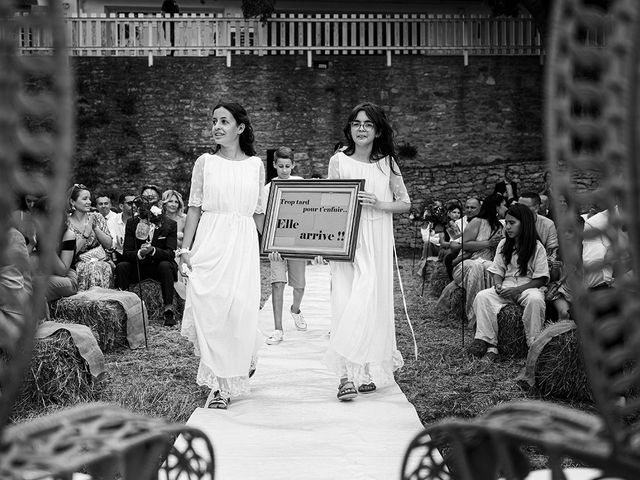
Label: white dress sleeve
xmin=254 ymin=158 xmax=266 ymax=214
xmin=188 ymin=155 xmax=205 ymax=208
xmin=327 ymin=153 xmax=341 ymax=180
xmin=389 ymin=158 xmax=411 ymax=203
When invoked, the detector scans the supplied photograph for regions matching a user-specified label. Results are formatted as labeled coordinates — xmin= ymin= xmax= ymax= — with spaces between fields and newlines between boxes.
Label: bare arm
xmin=462 ymin=218 xmax=500 ymax=252
xmin=182 ymin=206 xmax=202 ymax=250
xmin=254 ymin=213 xmax=265 ymax=235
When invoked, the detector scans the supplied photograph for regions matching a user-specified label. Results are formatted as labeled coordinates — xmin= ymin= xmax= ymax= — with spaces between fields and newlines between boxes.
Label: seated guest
xmin=162 ymin=189 xmax=186 ymax=248
xmin=32 ymin=196 xmax=78 ymax=302
xmin=451 ymin=193 xmax=507 ymax=324
xmin=539 ymin=194 xmax=551 ymax=218
xmin=67 ymin=184 xmax=113 ymax=291
xmin=455 ymin=196 xmax=481 ymax=233
xmin=95 ymin=194 xmax=117 ymax=222
xmin=545 ymin=215 xmax=584 ymax=320
xmin=107 ymin=193 xmax=136 ymax=262
xmin=115 ymin=185 xmax=178 ymax=326
xmin=518 ymin=191 xmax=559 ymax=263
xmin=438 ymin=202 xmax=463 ymax=255
xmin=12 ymin=192 xmax=39 ymax=255
xmin=493 ymin=166 xmax=519 ymax=201
xmin=582 ymin=206 xmax=629 ymax=290
xmin=468 ymin=204 xmax=549 ymax=362
xmin=438 ymin=202 xmax=463 ymax=277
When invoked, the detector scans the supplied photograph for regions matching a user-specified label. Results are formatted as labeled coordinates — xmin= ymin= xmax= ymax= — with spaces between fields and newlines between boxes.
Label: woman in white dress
xmin=325 ymin=102 xmax=411 ymax=401
xmin=179 ymin=102 xmax=265 ymax=409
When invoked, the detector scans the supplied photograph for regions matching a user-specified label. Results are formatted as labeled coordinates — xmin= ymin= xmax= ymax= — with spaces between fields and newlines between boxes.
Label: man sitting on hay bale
xmin=115 ymin=185 xmax=178 ymax=327
xmin=468 ymin=204 xmax=549 ymax=362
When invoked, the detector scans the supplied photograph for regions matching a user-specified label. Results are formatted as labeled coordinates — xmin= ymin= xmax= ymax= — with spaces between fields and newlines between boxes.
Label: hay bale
xmin=129 ymin=279 xmax=184 ymax=324
xmin=535 ymin=328 xmax=593 ymax=402
xmin=428 ymin=261 xmax=449 ymax=298
xmin=435 ymin=281 xmax=466 ymax=325
xmin=14 ymin=329 xmax=101 ymax=412
xmin=51 ymin=297 xmax=127 ymax=352
xmin=497 ymin=303 xmax=528 ymax=358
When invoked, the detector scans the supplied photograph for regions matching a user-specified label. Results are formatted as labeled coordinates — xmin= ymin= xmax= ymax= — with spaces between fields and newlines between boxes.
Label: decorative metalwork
xmin=0 ymin=2 xmax=215 ymax=479
xmin=402 ymin=0 xmax=640 ymax=478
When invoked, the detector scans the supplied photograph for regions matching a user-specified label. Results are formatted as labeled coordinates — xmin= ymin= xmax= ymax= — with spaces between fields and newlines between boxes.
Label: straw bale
xmin=428 ymin=261 xmax=449 ymax=298
xmin=13 ymin=329 xmax=101 ymax=412
xmin=535 ymin=329 xmax=593 ymax=402
xmin=51 ymin=297 xmax=127 ymax=352
xmin=497 ymin=304 xmax=528 ymax=358
xmin=129 ymin=279 xmax=184 ymax=324
xmin=435 ymin=281 xmax=466 ymax=325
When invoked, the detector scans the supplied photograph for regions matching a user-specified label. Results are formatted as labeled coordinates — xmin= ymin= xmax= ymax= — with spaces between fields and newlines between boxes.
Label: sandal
xmin=205 ymin=390 xmax=230 ymax=409
xmin=358 ymin=382 xmax=377 ymax=394
xmin=337 ymin=381 xmax=358 ymax=401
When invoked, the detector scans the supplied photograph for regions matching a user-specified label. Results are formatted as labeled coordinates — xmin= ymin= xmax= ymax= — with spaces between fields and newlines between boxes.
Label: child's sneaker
xmin=291 ymin=307 xmax=307 ymax=331
xmin=266 ymin=330 xmax=284 ymax=345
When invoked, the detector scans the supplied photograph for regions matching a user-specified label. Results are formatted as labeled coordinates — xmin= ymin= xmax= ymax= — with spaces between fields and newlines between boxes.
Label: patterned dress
xmin=68 ymin=212 xmax=113 ymax=291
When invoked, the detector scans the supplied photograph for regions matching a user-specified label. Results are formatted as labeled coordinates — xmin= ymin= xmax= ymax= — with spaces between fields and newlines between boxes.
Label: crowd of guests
xmin=417 ymin=166 xmax=615 ymax=362
xmin=12 ymin=184 xmax=188 ymax=326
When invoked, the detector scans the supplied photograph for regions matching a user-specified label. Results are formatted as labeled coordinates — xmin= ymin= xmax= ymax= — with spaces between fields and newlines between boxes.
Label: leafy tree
xmin=241 ymin=0 xmax=275 ymax=22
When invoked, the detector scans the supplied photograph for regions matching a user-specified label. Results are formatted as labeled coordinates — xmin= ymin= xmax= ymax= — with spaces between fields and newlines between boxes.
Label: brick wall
xmin=71 ymin=54 xmax=595 ymax=246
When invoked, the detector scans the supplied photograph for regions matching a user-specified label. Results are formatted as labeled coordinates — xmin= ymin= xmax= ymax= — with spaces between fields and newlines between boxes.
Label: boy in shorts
xmin=265 ymin=147 xmax=307 ymax=345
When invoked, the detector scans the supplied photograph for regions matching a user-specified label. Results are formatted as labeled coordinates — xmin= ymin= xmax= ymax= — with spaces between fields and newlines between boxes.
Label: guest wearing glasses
xmin=115 ymin=185 xmax=179 ymax=326
xmin=325 ymin=102 xmax=411 ymax=402
xmin=107 ymin=193 xmax=136 ymax=263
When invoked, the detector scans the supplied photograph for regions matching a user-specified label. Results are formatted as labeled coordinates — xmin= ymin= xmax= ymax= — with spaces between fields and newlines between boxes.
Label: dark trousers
xmin=115 ymin=260 xmax=174 ymax=306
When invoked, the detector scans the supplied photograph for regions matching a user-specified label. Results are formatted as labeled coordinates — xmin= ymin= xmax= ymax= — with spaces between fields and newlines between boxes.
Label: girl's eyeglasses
xmin=350 ymin=121 xmax=375 ymax=131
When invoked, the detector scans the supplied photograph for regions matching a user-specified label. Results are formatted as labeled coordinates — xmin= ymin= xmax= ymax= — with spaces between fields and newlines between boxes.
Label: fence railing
xmin=15 ymin=12 xmax=548 ymax=64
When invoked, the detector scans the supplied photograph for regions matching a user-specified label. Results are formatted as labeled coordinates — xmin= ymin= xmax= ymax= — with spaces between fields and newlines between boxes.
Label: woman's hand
xmin=180 ymin=252 xmax=192 ymax=276
xmin=268 ymin=251 xmax=283 ymax=262
xmin=498 ymin=286 xmax=521 ymax=301
xmin=312 ymin=255 xmax=326 ymax=265
xmin=358 ymin=191 xmax=378 ymax=209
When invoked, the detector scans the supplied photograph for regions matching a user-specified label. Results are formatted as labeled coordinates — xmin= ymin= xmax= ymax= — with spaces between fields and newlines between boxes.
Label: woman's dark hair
xmin=212 ymin=102 xmax=256 ymax=156
xmin=501 ymin=203 xmax=539 ymax=276
xmin=342 ymin=102 xmax=399 ymax=174
xmin=475 ymin=193 xmax=505 ymax=233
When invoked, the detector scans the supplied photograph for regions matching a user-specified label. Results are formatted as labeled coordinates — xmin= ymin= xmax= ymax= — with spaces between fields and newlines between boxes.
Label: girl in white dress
xmin=180 ymin=102 xmax=265 ymax=409
xmin=325 ymin=102 xmax=411 ymax=401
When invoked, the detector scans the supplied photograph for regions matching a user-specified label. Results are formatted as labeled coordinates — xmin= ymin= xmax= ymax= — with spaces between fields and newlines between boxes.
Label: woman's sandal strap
xmin=337 ymin=381 xmax=358 ymax=401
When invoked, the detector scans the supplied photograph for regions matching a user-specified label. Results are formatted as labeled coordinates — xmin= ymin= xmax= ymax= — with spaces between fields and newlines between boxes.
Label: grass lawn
xmin=11 ymin=251 xmax=596 ymax=468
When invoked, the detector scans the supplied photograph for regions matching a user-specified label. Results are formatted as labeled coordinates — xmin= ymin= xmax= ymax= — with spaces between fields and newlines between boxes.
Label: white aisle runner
xmin=184 ymin=264 xmax=424 ymax=480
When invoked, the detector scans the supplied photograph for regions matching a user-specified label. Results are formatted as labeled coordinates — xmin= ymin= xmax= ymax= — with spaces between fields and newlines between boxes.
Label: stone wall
xmin=70 ymin=53 xmax=594 ymax=246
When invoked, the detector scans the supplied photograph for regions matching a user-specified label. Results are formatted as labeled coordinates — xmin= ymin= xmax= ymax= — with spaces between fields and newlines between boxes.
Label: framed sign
xmin=260 ymin=179 xmax=365 ymax=261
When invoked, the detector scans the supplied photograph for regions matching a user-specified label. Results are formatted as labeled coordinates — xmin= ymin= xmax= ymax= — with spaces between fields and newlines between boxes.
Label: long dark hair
xmin=501 ymin=203 xmax=539 ymax=276
xmin=211 ymin=102 xmax=256 ymax=156
xmin=342 ymin=102 xmax=399 ymax=174
xmin=475 ymin=193 xmax=505 ymax=233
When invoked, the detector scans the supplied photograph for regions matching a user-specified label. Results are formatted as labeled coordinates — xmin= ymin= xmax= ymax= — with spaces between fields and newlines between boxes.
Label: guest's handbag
xmin=78 ymin=245 xmax=107 ymax=263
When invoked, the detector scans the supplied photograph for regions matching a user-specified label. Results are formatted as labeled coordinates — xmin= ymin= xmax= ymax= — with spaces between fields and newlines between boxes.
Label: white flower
xmin=150 ymin=205 xmax=162 ymax=216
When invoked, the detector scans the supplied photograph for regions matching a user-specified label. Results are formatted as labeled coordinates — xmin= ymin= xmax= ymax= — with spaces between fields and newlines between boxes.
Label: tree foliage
xmin=241 ymin=0 xmax=275 ymax=22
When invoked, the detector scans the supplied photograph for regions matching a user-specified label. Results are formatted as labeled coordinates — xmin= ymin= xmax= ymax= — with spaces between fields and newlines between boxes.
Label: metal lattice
xmin=0 ymin=3 xmax=215 ymax=479
xmin=402 ymin=0 xmax=640 ymax=478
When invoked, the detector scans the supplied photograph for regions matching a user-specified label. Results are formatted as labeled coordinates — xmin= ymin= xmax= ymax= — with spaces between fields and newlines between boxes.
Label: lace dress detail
xmin=181 ymin=153 xmax=265 ymax=398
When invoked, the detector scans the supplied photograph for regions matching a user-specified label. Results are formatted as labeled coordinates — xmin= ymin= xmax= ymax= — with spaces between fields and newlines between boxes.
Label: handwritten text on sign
xmin=273 ymin=190 xmax=352 ymax=250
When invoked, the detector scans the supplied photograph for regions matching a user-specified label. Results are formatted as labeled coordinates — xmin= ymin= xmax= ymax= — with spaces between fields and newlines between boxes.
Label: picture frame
xmin=260 ymin=179 xmax=365 ymax=261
